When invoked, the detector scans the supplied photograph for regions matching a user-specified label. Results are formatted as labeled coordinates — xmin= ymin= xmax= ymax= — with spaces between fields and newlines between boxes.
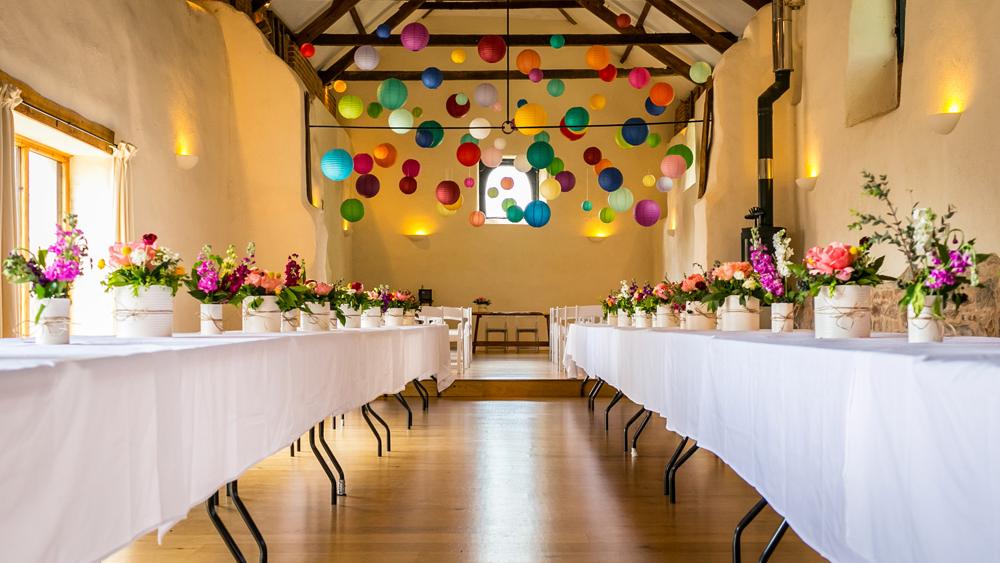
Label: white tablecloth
xmin=0 ymin=325 xmax=449 ymax=563
xmin=564 ymin=324 xmax=1000 ymax=563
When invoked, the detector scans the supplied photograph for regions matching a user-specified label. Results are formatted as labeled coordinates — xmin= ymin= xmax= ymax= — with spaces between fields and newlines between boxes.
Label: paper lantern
xmin=513 ymin=154 xmax=532 ymax=173
xmin=649 ymin=82 xmax=675 ymax=106
xmin=547 ymin=157 xmax=565 ymax=175
xmin=493 ymin=137 xmax=507 ymax=150
xmin=655 ymin=176 xmax=674 ymax=193
xmin=599 ymin=207 xmax=616 ymax=224
xmin=416 ymin=121 xmax=444 ymax=148
xmin=487 ymin=187 xmax=499 ymax=198
xmin=402 ymin=158 xmax=421 ymax=177
xmin=645 ymin=97 xmax=667 ymax=116
xmin=585 ymin=45 xmax=610 ymax=70
xmin=399 ymin=176 xmax=418 ymax=194
xmin=478 ymin=35 xmax=507 ymax=63
xmin=598 ymin=64 xmax=617 ymax=82
xmin=353 ymin=153 xmax=374 ymax=174
xmin=564 ymin=107 xmax=589 ymax=131
xmin=300 ymin=43 xmax=315 ymax=58
xmin=647 ymin=132 xmax=661 ymax=148
xmin=375 ymin=23 xmax=391 ymax=39
xmin=615 ymin=13 xmax=631 ymax=28
xmin=527 ymin=141 xmax=554 ymax=169
xmin=628 ymin=67 xmax=651 ymax=89
xmin=457 ymin=142 xmax=481 ymax=166
xmin=524 ymin=200 xmax=551 ymax=228
xmin=474 ymin=83 xmax=498 ymax=107
xmin=444 ymin=194 xmax=464 ymax=212
xmin=500 ymin=177 xmax=515 ymax=190
xmin=594 ymin=158 xmax=613 ymax=174
xmin=464 ymin=177 xmax=475 ymax=188
xmin=460 ymin=133 xmax=479 ymax=145
xmin=660 ymin=154 xmax=687 ymax=177
xmin=529 ymin=68 xmax=544 ymax=83
xmin=516 ymin=49 xmax=542 ymax=75
xmin=506 ymin=205 xmax=524 ymax=223
xmin=582 ymin=200 xmax=593 ymax=212
xmin=354 ymin=45 xmax=379 ymax=70
xmin=401 ymin=23 xmax=429 ymax=51
xmin=437 ymin=202 xmax=457 ymax=216
xmin=546 ymin=79 xmax=565 ymax=97
xmin=466 ymin=117 xmax=490 ymax=141
xmin=608 ymin=187 xmax=634 ymax=212
xmin=435 ymin=180 xmax=461 ymax=205
xmin=338 ymin=95 xmax=363 ymax=119
xmin=492 ymin=101 xmax=503 ymax=112
xmin=446 ymin=93 xmax=471 ymax=118
xmin=340 ymin=198 xmax=364 ymax=222
xmin=332 ymin=80 xmax=347 ymax=93
xmin=416 ymin=131 xmax=433 ymax=148
xmin=690 ymin=61 xmax=713 ymax=84
xmin=634 ymin=199 xmax=661 ymax=226
xmin=590 ymin=94 xmax=607 ymax=110
xmin=469 ymin=210 xmax=486 ymax=227
xmin=559 ymin=118 xmax=586 ymax=141
xmin=540 ymin=178 xmax=561 ymax=200
xmin=421 ymin=67 xmax=443 ymax=89
xmin=642 ymin=174 xmax=656 ymax=188
xmin=614 ymin=129 xmax=633 ymax=150
xmin=377 ymin=79 xmax=408 ymax=110
xmin=514 ymin=103 xmax=547 ymax=135
xmin=412 ymin=107 xmax=423 ymax=118
xmin=373 ymin=143 xmax=397 ymax=167
xmin=481 ymin=146 xmax=503 ymax=168
xmin=356 ymin=174 xmax=381 ymax=198
xmin=516 ymin=98 xmax=528 ymax=108
xmin=583 ymin=146 xmax=602 ymax=165
xmin=321 ymin=149 xmax=353 ymax=181
xmin=598 ymin=167 xmax=623 ymax=192
xmin=456 ymin=93 xmax=469 ymax=105
xmin=367 ymin=102 xmax=383 ymax=118
xmin=501 ymin=198 xmax=517 ymax=211
xmin=667 ymin=144 xmax=695 ymax=168
xmin=534 ymin=131 xmax=551 ymax=143
xmin=622 ymin=117 xmax=649 ymax=146
xmin=555 ymin=170 xmax=576 ymax=192
xmin=451 ymin=48 xmax=467 ymax=64
xmin=550 ymin=34 xmax=565 ymax=49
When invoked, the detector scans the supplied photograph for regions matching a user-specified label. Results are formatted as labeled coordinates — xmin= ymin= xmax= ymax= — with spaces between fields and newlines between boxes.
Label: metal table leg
xmin=412 ymin=379 xmax=430 ymax=411
xmin=360 ymin=405 xmax=383 ymax=457
xmin=318 ymin=418 xmax=346 ymax=496
xmin=206 ymin=493 xmax=247 ymax=562
xmin=366 ymin=402 xmax=392 ymax=452
xmin=307 ymin=425 xmax=339 ymax=504
xmin=604 ymin=390 xmax=624 ymax=431
xmin=663 ymin=436 xmax=689 ymax=496
xmin=395 ymin=392 xmax=413 ymax=429
xmin=622 ymin=407 xmax=646 ymax=452
xmin=579 ymin=375 xmax=590 ymax=397
xmin=733 ymin=497 xmax=768 ymax=563
xmin=668 ymin=443 xmax=699 ymax=504
xmin=227 ymin=480 xmax=267 ymax=563
xmin=758 ymin=519 xmax=789 ymax=562
xmin=587 ymin=379 xmax=605 ymax=410
xmin=630 ymin=410 xmax=653 ymax=453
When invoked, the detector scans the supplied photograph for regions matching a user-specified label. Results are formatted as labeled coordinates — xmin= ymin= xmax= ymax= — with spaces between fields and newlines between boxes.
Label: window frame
xmin=477 ymin=157 xmax=541 ymax=224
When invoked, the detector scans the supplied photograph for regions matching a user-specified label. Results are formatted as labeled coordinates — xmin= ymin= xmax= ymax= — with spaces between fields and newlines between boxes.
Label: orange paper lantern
xmin=649 ymin=82 xmax=675 ymax=107
xmin=469 ymin=210 xmax=486 ymax=227
xmin=516 ymin=49 xmax=542 ymax=75
xmin=594 ymin=158 xmax=613 ymax=174
xmin=585 ymin=45 xmax=610 ymax=71
xmin=500 ymin=176 xmax=515 ymax=190
xmin=373 ymin=143 xmax=397 ymax=167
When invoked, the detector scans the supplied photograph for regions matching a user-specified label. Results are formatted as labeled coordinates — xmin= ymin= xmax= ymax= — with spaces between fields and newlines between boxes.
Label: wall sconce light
xmin=927 ymin=111 xmax=963 ymax=135
xmin=587 ymin=234 xmax=610 ymax=243
xmin=176 ymin=153 xmax=199 ymax=170
xmin=795 ymin=176 xmax=818 ymax=191
xmin=405 ymin=230 xmax=430 ymax=242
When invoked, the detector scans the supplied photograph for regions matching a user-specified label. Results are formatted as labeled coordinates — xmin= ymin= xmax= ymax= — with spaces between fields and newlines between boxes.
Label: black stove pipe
xmin=755 ymin=0 xmax=794 ymax=228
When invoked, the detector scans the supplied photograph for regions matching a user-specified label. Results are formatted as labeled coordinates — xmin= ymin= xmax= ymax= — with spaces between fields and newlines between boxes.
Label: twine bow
xmin=815 ymin=304 xmax=869 ymax=331
xmin=115 ymin=308 xmax=172 ymax=321
xmin=199 ymin=311 xmax=225 ymax=332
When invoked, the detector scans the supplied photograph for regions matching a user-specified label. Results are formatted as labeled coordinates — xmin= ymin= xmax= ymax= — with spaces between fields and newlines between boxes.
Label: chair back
xmin=418 ymin=306 xmax=445 ymax=324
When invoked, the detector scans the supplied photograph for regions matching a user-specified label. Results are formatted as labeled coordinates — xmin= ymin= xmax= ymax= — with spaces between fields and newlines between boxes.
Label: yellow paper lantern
xmin=332 ymin=80 xmax=348 ymax=93
xmin=444 ymin=194 xmax=464 ymax=210
xmin=437 ymin=202 xmax=458 ymax=216
xmin=642 ymin=174 xmax=656 ymax=188
xmin=585 ymin=45 xmax=610 ymax=71
xmin=337 ymin=95 xmax=363 ymax=120
xmin=513 ymin=102 xmax=548 ymax=136
xmin=451 ymin=48 xmax=467 ymax=64
xmin=589 ymin=94 xmax=606 ymax=110
xmin=540 ymin=177 xmax=561 ymax=200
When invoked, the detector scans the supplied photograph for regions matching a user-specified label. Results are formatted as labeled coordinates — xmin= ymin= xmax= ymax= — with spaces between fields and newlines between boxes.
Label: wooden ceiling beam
xmin=416 ymin=0 xmax=579 ymax=8
xmin=743 ymin=0 xmax=771 ymax=9
xmin=337 ymin=67 xmax=675 ymax=81
xmin=348 ymin=7 xmax=365 ymax=33
xmin=646 ymin=0 xmax=735 ymax=52
xmin=620 ymin=2 xmax=652 ymax=64
xmin=320 ymin=0 xmax=427 ymax=83
xmin=312 ymin=32 xmax=710 ymax=47
xmin=295 ymin=0 xmax=363 ymax=45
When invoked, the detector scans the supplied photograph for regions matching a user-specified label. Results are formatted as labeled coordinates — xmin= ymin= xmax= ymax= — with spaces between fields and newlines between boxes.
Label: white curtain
xmin=111 ymin=141 xmax=137 ymax=243
xmin=0 ymin=84 xmax=22 ymax=337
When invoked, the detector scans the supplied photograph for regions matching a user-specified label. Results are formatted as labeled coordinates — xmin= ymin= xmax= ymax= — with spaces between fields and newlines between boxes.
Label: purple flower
xmin=750 ymin=245 xmax=784 ymax=297
xmin=44 ymin=258 xmax=80 ymax=282
xmin=948 ymin=250 xmax=972 ymax=274
xmin=925 ymin=267 xmax=956 ymax=290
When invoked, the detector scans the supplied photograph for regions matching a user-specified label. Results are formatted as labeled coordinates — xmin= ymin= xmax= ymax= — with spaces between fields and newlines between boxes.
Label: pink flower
xmin=805 ymin=242 xmax=855 ymax=281
xmin=142 ymin=233 xmax=158 ymax=246
xmin=711 ymin=262 xmax=753 ymax=281
xmin=313 ymin=282 xmax=334 ymax=296
xmin=680 ymin=273 xmax=706 ymax=293
xmin=653 ymin=282 xmax=673 ymax=301
xmin=259 ymin=273 xmax=283 ymax=292
xmin=246 ymin=270 xmax=264 ymax=287
xmin=349 ymin=281 xmax=363 ymax=292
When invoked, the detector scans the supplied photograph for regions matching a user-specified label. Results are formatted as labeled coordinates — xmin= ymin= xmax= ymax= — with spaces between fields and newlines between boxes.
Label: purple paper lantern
xmin=401 ymin=158 xmax=421 ymax=177
xmin=353 ymin=153 xmax=374 ymax=175
xmin=555 ymin=170 xmax=576 ymax=192
xmin=356 ymin=174 xmax=381 ymax=198
xmin=528 ymin=68 xmax=544 ymax=83
xmin=401 ymin=23 xmax=430 ymax=52
xmin=633 ymin=199 xmax=661 ymax=227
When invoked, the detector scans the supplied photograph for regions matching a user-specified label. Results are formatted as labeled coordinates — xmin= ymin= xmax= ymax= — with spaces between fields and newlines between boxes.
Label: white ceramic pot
xmin=338 ymin=305 xmax=361 ymax=329
xmin=814 ymin=285 xmax=872 ymax=339
xmin=908 ymin=296 xmax=944 ymax=343
xmin=242 ymin=295 xmax=280 ymax=333
xmin=114 ymin=285 xmax=174 ymax=338
xmin=33 ymin=297 xmax=70 ymax=344
xmin=720 ymin=296 xmax=760 ymax=332
xmin=684 ymin=301 xmax=716 ymax=331
xmin=301 ymin=302 xmax=330 ymax=332
xmin=770 ymin=302 xmax=795 ymax=333
xmin=361 ymin=307 xmax=382 ymax=328
xmin=403 ymin=311 xmax=417 ymax=326
xmin=634 ymin=313 xmax=651 ymax=328
xmin=616 ymin=311 xmax=632 ymax=328
xmin=199 ymin=303 xmax=224 ymax=335
xmin=653 ymin=304 xmax=680 ymax=328
xmin=385 ymin=307 xmax=405 ymax=327
xmin=280 ymin=309 xmax=299 ymax=332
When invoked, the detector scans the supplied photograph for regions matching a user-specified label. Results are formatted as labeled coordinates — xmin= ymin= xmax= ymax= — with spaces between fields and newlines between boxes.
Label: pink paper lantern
xmin=401 ymin=158 xmax=421 ymax=177
xmin=401 ymin=23 xmax=429 ymax=52
xmin=528 ymin=68 xmax=544 ymax=83
xmin=436 ymin=180 xmax=461 ymax=205
xmin=633 ymin=199 xmax=661 ymax=227
xmin=660 ymin=154 xmax=687 ymax=177
xmin=464 ymin=177 xmax=475 ymax=188
xmin=628 ymin=67 xmax=651 ymax=89
xmin=481 ymin=146 xmax=503 ymax=168
xmin=353 ymin=153 xmax=374 ymax=175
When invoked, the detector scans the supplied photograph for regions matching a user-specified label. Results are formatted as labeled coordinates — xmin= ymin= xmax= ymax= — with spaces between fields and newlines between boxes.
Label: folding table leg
xmin=622 ymin=407 xmax=646 ymax=451
xmin=732 ymin=497 xmax=769 ymax=563
xmin=289 ymin=444 xmax=294 ymax=457
xmin=227 ymin=480 xmax=267 ymax=563
xmin=664 ymin=436 xmax=689 ymax=496
xmin=307 ymin=426 xmax=339 ymax=504
xmin=206 ymin=493 xmax=247 ymax=562
xmin=579 ymin=375 xmax=590 ymax=397
xmin=430 ymin=374 xmax=441 ymax=397
xmin=587 ymin=379 xmax=604 ymax=410
xmin=631 ymin=410 xmax=653 ymax=453
xmin=604 ymin=390 xmax=624 ymax=431
xmin=366 ymin=402 xmax=392 ymax=452
xmin=412 ymin=379 xmax=429 ymax=411
xmin=318 ymin=419 xmax=346 ymax=496
xmin=360 ymin=405 xmax=383 ymax=457
xmin=668 ymin=443 xmax=700 ymax=504
xmin=395 ymin=392 xmax=413 ymax=429
xmin=757 ymin=519 xmax=789 ymax=563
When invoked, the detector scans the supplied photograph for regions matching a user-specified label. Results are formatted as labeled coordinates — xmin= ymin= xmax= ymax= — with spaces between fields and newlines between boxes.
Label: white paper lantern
xmin=655 ymin=176 xmax=673 ymax=193
xmin=493 ymin=137 xmax=507 ymax=150
xmin=513 ymin=154 xmax=532 ymax=173
xmin=469 ymin=117 xmax=492 ymax=140
xmin=388 ymin=108 xmax=414 ymax=134
xmin=481 ymin=146 xmax=503 ymax=168
xmin=474 ymin=83 xmax=499 ymax=107
xmin=354 ymin=45 xmax=380 ymax=71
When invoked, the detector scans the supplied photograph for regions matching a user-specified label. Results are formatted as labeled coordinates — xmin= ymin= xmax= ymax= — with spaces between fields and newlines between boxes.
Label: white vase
xmin=616 ymin=311 xmax=632 ymax=328
xmin=720 ymin=296 xmax=760 ymax=332
xmin=361 ymin=307 xmax=382 ymax=328
xmin=634 ymin=313 xmax=651 ymax=328
xmin=385 ymin=307 xmax=405 ymax=327
xmin=653 ymin=304 xmax=680 ymax=328
xmin=770 ymin=302 xmax=795 ymax=333
xmin=199 ymin=303 xmax=224 ymax=335
xmin=114 ymin=285 xmax=174 ymax=337
xmin=242 ymin=295 xmax=280 ymax=333
xmin=338 ymin=305 xmax=361 ymax=328
xmin=33 ymin=297 xmax=70 ymax=344
xmin=908 ymin=296 xmax=944 ymax=343
xmin=684 ymin=301 xmax=716 ymax=331
xmin=280 ymin=309 xmax=300 ymax=332
xmin=814 ymin=285 xmax=872 ymax=339
xmin=403 ymin=311 xmax=417 ymax=326
xmin=301 ymin=302 xmax=330 ymax=332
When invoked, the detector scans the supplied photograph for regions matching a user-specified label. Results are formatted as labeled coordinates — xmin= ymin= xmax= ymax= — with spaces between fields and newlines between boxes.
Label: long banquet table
xmin=564 ymin=323 xmax=1000 ymax=563
xmin=0 ymin=325 xmax=449 ymax=563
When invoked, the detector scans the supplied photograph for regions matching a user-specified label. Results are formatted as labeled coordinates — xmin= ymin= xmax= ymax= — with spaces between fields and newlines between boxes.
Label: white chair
xmin=549 ymin=307 xmax=560 ymax=364
xmin=443 ymin=306 xmax=466 ymax=375
xmin=462 ymin=307 xmax=473 ymax=369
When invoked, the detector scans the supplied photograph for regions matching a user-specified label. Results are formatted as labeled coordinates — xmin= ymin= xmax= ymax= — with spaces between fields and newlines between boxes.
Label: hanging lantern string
xmin=310 ymin=118 xmax=704 ymax=131
xmin=505 ymin=0 xmax=511 ymax=126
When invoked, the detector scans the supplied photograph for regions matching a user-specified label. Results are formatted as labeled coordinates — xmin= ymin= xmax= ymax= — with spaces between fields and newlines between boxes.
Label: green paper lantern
xmin=547 ymin=157 xmax=565 ymax=175
xmin=599 ymin=206 xmax=616 ymax=223
xmin=646 ymin=132 xmax=661 ymax=148
xmin=367 ymin=102 xmax=383 ymax=118
xmin=501 ymin=197 xmax=517 ymax=211
xmin=456 ymin=93 xmax=469 ymax=105
xmin=582 ymin=200 xmax=593 ymax=212
xmin=487 ymin=187 xmax=499 ymax=198
xmin=690 ymin=61 xmax=713 ymax=84
xmin=666 ymin=144 xmax=694 ymax=168
xmin=533 ymin=131 xmax=551 ymax=143
xmin=564 ymin=106 xmax=590 ymax=132
xmin=550 ymin=34 xmax=565 ymax=49
xmin=527 ymin=141 xmax=555 ymax=169
xmin=506 ymin=204 xmax=524 ymax=223
xmin=460 ymin=133 xmax=480 ymax=145
xmin=388 ymin=108 xmax=414 ymax=134
xmin=608 ymin=187 xmax=634 ymax=212
xmin=340 ymin=198 xmax=365 ymax=222
xmin=546 ymin=79 xmax=565 ymax=97
xmin=377 ymin=78 xmax=408 ymax=110
xmin=614 ymin=129 xmax=633 ymax=150
xmin=338 ymin=95 xmax=364 ymax=120
xmin=412 ymin=106 xmax=423 ymax=118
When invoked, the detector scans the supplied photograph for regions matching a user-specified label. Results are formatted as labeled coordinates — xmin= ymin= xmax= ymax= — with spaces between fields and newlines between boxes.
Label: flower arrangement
xmin=633 ymin=284 xmax=658 ymax=316
xmin=185 ymin=243 xmax=254 ymax=305
xmin=2 ymin=214 xmax=88 ymax=305
xmin=704 ymin=261 xmax=762 ymax=311
xmin=848 ymin=171 xmax=983 ymax=317
xmin=388 ymin=289 xmax=416 ymax=309
xmin=601 ymin=292 xmax=619 ymax=318
xmin=791 ymin=238 xmax=886 ymax=296
xmin=340 ymin=281 xmax=374 ymax=311
xmin=652 ymin=280 xmax=683 ymax=312
xmin=616 ymin=280 xmax=639 ymax=316
xmin=748 ymin=228 xmax=802 ymax=304
xmin=473 ymin=296 xmax=491 ymax=306
xmin=675 ymin=270 xmax=711 ymax=303
xmin=100 ymin=233 xmax=184 ymax=295
xmin=274 ymin=254 xmax=310 ymax=313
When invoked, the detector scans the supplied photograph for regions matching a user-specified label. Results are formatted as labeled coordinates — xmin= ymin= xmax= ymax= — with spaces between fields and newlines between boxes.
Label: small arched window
xmin=844 ymin=0 xmax=905 ymax=125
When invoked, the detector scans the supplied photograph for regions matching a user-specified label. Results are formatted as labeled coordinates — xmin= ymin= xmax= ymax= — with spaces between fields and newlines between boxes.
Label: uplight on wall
xmin=927 ymin=110 xmax=963 ymax=135
xmin=175 ymin=152 xmax=199 ymax=170
xmin=795 ymin=176 xmax=818 ymax=191
xmin=405 ymin=229 xmax=431 ymax=242
xmin=587 ymin=233 xmax=610 ymax=243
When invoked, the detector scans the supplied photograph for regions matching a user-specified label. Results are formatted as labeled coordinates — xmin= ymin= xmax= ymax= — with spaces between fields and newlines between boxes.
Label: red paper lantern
xmin=583 ymin=146 xmax=602 ymax=165
xmin=598 ymin=64 xmax=617 ymax=82
xmin=457 ymin=142 xmax=481 ymax=166
xmin=435 ymin=180 xmax=461 ymax=205
xmin=353 ymin=153 xmax=374 ymax=175
xmin=300 ymin=43 xmax=316 ymax=58
xmin=478 ymin=35 xmax=507 ymax=63
xmin=615 ymin=13 xmax=631 ymax=28
xmin=560 ymin=117 xmax=585 ymax=141
xmin=401 ymin=158 xmax=420 ymax=177
xmin=399 ymin=176 xmax=418 ymax=194
xmin=446 ymin=94 xmax=471 ymax=118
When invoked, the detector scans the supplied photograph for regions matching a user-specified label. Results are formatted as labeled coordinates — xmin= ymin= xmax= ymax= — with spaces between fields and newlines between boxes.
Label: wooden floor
xmin=463 ymin=351 xmax=560 ymax=379
xmin=109 ymin=394 xmax=823 ymax=562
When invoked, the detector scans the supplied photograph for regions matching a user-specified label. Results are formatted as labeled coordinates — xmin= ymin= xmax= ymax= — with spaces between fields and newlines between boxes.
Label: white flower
xmin=773 ymin=229 xmax=793 ymax=278
xmin=733 ymin=270 xmax=745 ymax=281
xmin=130 ymin=249 xmax=147 ymax=267
xmin=742 ymin=279 xmax=758 ymax=290
xmin=912 ymin=207 xmax=935 ymax=258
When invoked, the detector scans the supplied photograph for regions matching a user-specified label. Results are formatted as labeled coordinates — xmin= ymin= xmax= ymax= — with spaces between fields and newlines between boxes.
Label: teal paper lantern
xmin=524 ymin=200 xmax=551 ymax=228
xmin=546 ymin=79 xmax=565 ymax=97
xmin=367 ymin=102 xmax=383 ymax=118
xmin=460 ymin=133 xmax=480 ymax=145
xmin=340 ymin=198 xmax=365 ymax=222
xmin=599 ymin=207 xmax=616 ymax=223
xmin=549 ymin=34 xmax=565 ymax=49
xmin=534 ymin=131 xmax=551 ymax=143
xmin=416 ymin=120 xmax=444 ymax=148
xmin=321 ymin=149 xmax=353 ymax=181
xmin=527 ymin=141 xmax=555 ymax=169
xmin=608 ymin=187 xmax=634 ymax=212
xmin=666 ymin=144 xmax=695 ymax=168
xmin=564 ymin=106 xmax=590 ymax=132
xmin=546 ymin=157 xmax=565 ymax=175
xmin=506 ymin=205 xmax=524 ymax=223
xmin=501 ymin=197 xmax=517 ymax=211
xmin=582 ymin=200 xmax=593 ymax=212
xmin=377 ymin=78 xmax=409 ymax=110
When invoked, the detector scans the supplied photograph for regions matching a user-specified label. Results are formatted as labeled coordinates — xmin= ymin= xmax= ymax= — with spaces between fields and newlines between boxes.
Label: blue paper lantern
xmin=645 ymin=97 xmax=667 ymax=116
xmin=524 ymin=200 xmax=551 ymax=228
xmin=320 ymin=149 xmax=353 ymax=181
xmin=375 ymin=24 xmax=391 ymax=39
xmin=415 ymin=129 xmax=434 ymax=148
xmin=416 ymin=120 xmax=444 ymax=148
xmin=516 ymin=98 xmax=528 ymax=108
xmin=622 ymin=117 xmax=649 ymax=146
xmin=598 ymin=167 xmax=623 ymax=192
xmin=422 ymin=67 xmax=444 ymax=89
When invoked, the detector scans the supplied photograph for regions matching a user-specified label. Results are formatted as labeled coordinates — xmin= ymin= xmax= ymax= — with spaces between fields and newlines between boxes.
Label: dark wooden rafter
xmin=338 ymin=67 xmax=674 ymax=81
xmin=417 ymin=0 xmax=578 ymax=8
xmin=320 ymin=0 xmax=427 ymax=83
xmin=313 ymin=32 xmax=713 ymax=47
xmin=557 ymin=8 xmax=579 ymax=24
xmin=743 ymin=0 xmax=771 ymax=9
xmin=348 ymin=7 xmax=365 ymax=33
xmin=620 ymin=2 xmax=652 ymax=64
xmin=646 ymin=0 xmax=735 ymax=52
xmin=575 ymin=0 xmax=692 ymax=79
xmin=295 ymin=0 xmax=363 ymax=45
